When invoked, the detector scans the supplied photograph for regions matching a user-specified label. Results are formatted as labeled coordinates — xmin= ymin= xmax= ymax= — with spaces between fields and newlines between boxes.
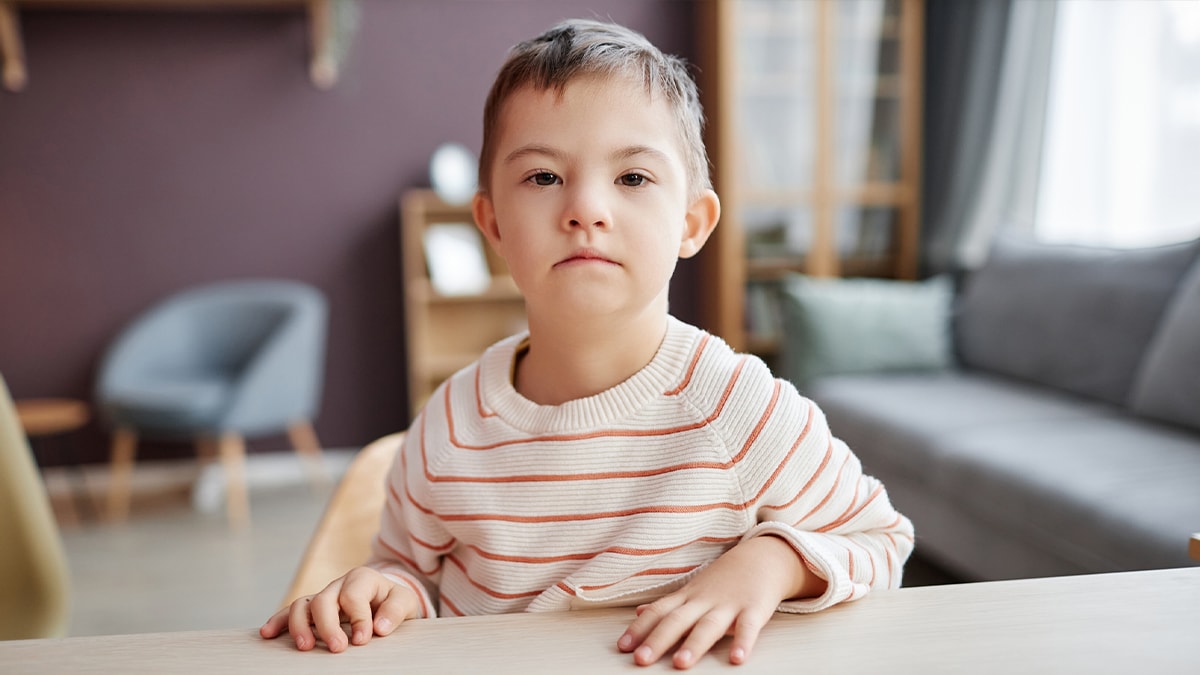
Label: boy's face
xmin=473 ymin=75 xmax=718 ymax=324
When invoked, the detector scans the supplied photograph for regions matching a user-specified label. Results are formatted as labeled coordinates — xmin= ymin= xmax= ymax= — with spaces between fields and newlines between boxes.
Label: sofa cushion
xmin=777 ymin=275 xmax=955 ymax=386
xmin=1129 ymin=259 xmax=1200 ymax=431
xmin=926 ymin=416 xmax=1200 ymax=572
xmin=954 ymin=237 xmax=1200 ymax=405
xmin=808 ymin=372 xmax=1115 ymax=484
xmin=810 ymin=372 xmax=1200 ymax=573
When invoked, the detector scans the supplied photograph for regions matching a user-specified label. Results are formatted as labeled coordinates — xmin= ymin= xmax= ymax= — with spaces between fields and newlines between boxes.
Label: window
xmin=1035 ymin=0 xmax=1200 ymax=247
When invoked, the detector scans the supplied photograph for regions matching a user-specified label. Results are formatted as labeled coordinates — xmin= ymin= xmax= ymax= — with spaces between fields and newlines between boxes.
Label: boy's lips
xmin=555 ymin=248 xmax=619 ymax=267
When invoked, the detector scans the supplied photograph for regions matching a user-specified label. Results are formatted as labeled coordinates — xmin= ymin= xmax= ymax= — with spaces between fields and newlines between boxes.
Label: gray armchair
xmin=96 ymin=280 xmax=329 ymax=527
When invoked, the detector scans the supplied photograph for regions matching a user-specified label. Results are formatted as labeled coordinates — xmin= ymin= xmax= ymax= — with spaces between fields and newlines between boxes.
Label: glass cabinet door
xmin=705 ymin=0 xmax=922 ymax=353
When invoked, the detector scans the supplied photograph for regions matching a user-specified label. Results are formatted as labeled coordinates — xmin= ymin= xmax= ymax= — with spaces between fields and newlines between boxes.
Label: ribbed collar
xmin=477 ymin=315 xmax=700 ymax=433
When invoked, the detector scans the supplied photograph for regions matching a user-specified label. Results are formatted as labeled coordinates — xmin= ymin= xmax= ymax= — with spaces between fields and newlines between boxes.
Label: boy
xmin=262 ymin=19 xmax=913 ymax=669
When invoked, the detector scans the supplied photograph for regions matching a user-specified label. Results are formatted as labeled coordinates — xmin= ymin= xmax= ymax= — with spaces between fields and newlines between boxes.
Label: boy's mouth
xmin=555 ymin=248 xmax=619 ymax=267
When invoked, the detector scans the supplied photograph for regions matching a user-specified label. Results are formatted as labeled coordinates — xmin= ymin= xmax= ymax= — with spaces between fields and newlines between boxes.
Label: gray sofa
xmin=780 ymin=237 xmax=1200 ymax=581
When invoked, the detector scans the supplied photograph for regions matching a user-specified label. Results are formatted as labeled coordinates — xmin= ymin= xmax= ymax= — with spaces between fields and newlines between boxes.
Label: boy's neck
xmin=515 ymin=308 xmax=669 ymax=406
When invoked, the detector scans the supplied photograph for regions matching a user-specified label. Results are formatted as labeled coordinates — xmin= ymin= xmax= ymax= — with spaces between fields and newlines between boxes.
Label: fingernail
xmin=635 ymin=645 xmax=653 ymax=663
xmin=376 ymin=618 xmax=393 ymax=633
xmin=295 ymin=635 xmax=307 ymax=649
xmin=352 ymin=628 xmax=366 ymax=644
xmin=731 ymin=646 xmax=746 ymax=663
xmin=618 ymin=632 xmax=633 ymax=650
xmin=675 ymin=648 xmax=693 ymax=666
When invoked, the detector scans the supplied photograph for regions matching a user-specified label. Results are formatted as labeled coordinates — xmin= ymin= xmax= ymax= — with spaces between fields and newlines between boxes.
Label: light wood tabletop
xmin=2 ymin=567 xmax=1196 ymax=674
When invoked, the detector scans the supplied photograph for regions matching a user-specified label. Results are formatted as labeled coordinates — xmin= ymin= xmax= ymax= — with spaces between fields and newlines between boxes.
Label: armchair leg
xmin=287 ymin=419 xmax=329 ymax=488
xmin=195 ymin=435 xmax=217 ymax=470
xmin=106 ymin=426 xmax=138 ymax=522
xmin=217 ymin=432 xmax=250 ymax=530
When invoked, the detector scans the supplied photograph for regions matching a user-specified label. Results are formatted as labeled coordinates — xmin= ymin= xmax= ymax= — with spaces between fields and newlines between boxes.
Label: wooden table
xmin=1191 ymin=533 xmax=1200 ymax=561
xmin=1 ymin=567 xmax=1196 ymax=673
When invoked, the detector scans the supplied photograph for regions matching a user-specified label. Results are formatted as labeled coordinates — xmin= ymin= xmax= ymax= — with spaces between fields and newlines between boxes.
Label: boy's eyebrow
xmin=503 ymin=143 xmax=672 ymax=165
xmin=612 ymin=144 xmax=671 ymax=164
xmin=504 ymin=144 xmax=564 ymax=165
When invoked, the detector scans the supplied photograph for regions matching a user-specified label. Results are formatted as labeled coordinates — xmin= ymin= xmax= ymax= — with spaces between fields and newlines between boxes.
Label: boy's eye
xmin=530 ymin=172 xmax=559 ymax=186
xmin=619 ymin=173 xmax=647 ymax=187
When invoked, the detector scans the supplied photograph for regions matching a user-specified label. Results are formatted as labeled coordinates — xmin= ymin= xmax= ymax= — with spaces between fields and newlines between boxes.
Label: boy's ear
xmin=472 ymin=191 xmax=502 ymax=248
xmin=678 ymin=189 xmax=721 ymax=259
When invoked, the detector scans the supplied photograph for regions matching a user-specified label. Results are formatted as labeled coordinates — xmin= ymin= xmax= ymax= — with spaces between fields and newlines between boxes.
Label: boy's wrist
xmin=749 ymin=533 xmax=827 ymax=601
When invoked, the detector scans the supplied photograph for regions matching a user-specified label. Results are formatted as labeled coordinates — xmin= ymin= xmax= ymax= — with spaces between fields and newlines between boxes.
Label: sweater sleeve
xmin=734 ymin=370 xmax=915 ymax=614
xmin=365 ymin=413 xmax=453 ymax=619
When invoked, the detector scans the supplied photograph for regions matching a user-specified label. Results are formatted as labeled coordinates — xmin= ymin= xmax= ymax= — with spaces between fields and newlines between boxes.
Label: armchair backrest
xmin=96 ymin=279 xmax=328 ymax=435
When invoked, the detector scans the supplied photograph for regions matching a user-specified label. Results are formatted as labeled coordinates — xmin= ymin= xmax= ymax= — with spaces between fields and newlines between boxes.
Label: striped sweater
xmin=369 ymin=316 xmax=914 ymax=618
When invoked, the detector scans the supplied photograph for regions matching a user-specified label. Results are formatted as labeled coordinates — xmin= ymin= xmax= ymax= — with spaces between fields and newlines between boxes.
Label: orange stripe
xmin=405 ymin=435 xmax=806 ymax=525
xmin=664 ymin=334 xmax=710 ymax=395
xmin=393 ymin=575 xmax=430 ymax=619
xmin=444 ymin=354 xmax=749 ymax=451
xmin=576 ymin=565 xmax=701 ymax=592
xmin=376 ymin=537 xmax=441 ymax=577
xmin=825 ymin=480 xmax=865 ymax=532
xmin=445 ymin=554 xmax=544 ymax=600
xmin=464 ymin=535 xmax=738 ymax=564
xmin=885 ymin=547 xmax=895 ymax=588
xmin=440 ymin=593 xmax=463 ymax=617
xmin=411 ymin=532 xmax=454 ymax=553
xmin=424 ymin=374 xmax=792 ymax=486
xmin=473 ymin=366 xmax=498 ymax=419
xmin=405 ymin=398 xmax=815 ymax=524
xmin=762 ymin=427 xmax=830 ymax=512
xmin=817 ymin=485 xmax=884 ymax=533
xmin=556 ymin=581 xmax=577 ymax=596
xmin=794 ymin=450 xmax=852 ymax=526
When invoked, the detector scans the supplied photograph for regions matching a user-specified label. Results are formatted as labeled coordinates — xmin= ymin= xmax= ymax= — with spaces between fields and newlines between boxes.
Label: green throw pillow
xmin=778 ymin=274 xmax=955 ymax=386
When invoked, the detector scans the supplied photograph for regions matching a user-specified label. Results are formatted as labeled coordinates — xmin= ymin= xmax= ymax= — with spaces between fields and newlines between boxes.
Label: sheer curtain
xmin=921 ymin=0 xmax=1057 ymax=274
xmin=1034 ymin=1 xmax=1200 ymax=248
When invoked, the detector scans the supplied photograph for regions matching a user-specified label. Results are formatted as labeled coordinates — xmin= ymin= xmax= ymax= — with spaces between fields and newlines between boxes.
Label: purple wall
xmin=0 ymin=0 xmax=700 ymax=464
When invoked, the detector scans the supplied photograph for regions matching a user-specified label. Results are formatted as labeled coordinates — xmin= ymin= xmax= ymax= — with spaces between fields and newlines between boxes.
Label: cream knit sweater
xmin=369 ymin=316 xmax=914 ymax=618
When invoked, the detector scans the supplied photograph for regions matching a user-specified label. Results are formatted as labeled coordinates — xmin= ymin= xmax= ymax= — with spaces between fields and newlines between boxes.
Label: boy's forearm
xmin=747 ymin=534 xmax=828 ymax=601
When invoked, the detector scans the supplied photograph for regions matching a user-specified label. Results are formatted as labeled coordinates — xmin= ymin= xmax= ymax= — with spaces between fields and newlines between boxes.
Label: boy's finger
xmin=618 ymin=594 xmax=683 ymax=653
xmin=373 ymin=584 xmax=418 ymax=636
xmin=672 ymin=609 xmax=736 ymax=670
xmin=309 ymin=589 xmax=349 ymax=652
xmin=338 ymin=576 xmax=379 ymax=646
xmin=286 ymin=599 xmax=318 ymax=651
xmin=259 ymin=606 xmax=290 ymax=639
xmin=727 ymin=608 xmax=770 ymax=665
xmin=632 ymin=604 xmax=703 ymax=666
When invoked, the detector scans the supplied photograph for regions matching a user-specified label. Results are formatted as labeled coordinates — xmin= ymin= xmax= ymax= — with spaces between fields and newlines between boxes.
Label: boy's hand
xmin=616 ymin=535 xmax=824 ymax=669
xmin=259 ymin=566 xmax=420 ymax=653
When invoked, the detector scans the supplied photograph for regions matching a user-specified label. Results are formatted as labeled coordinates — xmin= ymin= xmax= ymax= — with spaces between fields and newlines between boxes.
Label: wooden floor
xmin=47 ymin=452 xmax=353 ymax=637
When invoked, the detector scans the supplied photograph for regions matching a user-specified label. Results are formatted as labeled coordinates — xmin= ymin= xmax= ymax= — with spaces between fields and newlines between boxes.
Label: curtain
xmin=920 ymin=0 xmax=1057 ymax=274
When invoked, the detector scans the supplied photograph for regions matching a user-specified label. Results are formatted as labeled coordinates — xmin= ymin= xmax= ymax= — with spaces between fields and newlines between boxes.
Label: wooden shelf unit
xmin=694 ymin=0 xmax=924 ymax=353
xmin=400 ymin=189 xmax=526 ymax=418
xmin=0 ymin=0 xmax=356 ymax=92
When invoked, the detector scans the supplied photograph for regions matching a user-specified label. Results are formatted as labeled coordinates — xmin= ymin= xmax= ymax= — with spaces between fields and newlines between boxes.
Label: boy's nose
xmin=562 ymin=184 xmax=611 ymax=231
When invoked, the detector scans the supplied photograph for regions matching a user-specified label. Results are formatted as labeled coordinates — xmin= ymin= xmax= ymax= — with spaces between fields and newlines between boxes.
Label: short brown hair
xmin=478 ymin=19 xmax=711 ymax=198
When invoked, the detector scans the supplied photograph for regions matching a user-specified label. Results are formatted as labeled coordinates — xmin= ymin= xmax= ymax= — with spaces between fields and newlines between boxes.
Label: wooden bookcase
xmin=694 ymin=0 xmax=924 ymax=354
xmin=399 ymin=189 xmax=526 ymax=417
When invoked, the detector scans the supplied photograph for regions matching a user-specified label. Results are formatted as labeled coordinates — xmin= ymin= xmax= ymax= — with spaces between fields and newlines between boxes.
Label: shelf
xmin=0 ymin=0 xmax=357 ymax=92
xmin=741 ymin=183 xmax=913 ymax=208
xmin=408 ymin=276 xmax=524 ymax=304
xmin=401 ymin=188 xmax=528 ymax=418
